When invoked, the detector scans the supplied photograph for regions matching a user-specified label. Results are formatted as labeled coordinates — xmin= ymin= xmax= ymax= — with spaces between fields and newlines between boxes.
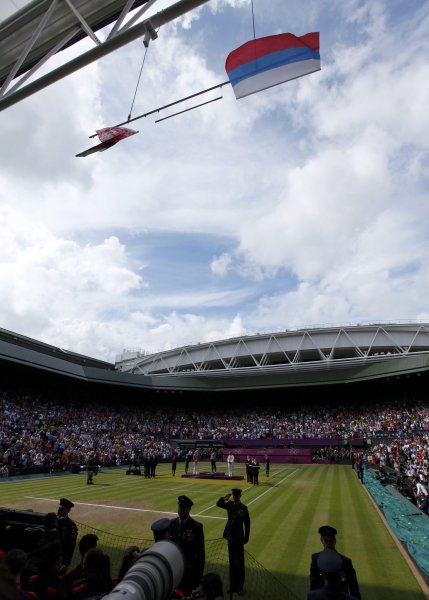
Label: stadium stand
xmin=2 ymin=324 xmax=429 ymax=596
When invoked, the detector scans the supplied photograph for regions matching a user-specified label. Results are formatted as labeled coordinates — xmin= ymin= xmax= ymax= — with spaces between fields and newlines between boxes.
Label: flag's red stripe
xmin=226 ymin=32 xmax=319 ymax=73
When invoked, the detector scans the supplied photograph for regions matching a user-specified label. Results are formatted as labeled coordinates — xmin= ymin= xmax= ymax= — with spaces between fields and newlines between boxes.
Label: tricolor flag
xmin=225 ymin=32 xmax=320 ymax=100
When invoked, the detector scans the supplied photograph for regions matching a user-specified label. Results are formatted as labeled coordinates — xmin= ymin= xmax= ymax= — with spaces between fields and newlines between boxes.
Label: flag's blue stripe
xmin=227 ymin=46 xmax=320 ymax=85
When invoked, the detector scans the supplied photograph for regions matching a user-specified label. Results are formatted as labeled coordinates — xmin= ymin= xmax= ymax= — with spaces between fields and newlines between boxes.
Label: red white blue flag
xmin=225 ymin=32 xmax=320 ymax=99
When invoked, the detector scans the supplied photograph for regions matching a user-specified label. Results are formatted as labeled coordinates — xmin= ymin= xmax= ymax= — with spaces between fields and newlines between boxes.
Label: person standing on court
xmin=227 ymin=452 xmax=235 ymax=477
xmin=168 ymin=495 xmax=205 ymax=596
xmin=193 ymin=450 xmax=200 ymax=476
xmin=171 ymin=451 xmax=177 ymax=476
xmin=264 ymin=454 xmax=270 ymax=477
xmin=210 ymin=450 xmax=217 ymax=473
xmin=57 ymin=498 xmax=78 ymax=568
xmin=245 ymin=456 xmax=252 ymax=483
xmin=310 ymin=525 xmax=360 ymax=599
xmin=251 ymin=458 xmax=260 ymax=486
xmin=216 ymin=488 xmax=250 ymax=596
xmin=185 ymin=450 xmax=192 ymax=474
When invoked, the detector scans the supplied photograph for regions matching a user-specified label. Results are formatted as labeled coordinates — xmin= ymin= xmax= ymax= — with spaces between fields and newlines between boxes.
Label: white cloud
xmin=211 ymin=252 xmax=232 ymax=275
xmin=1 ymin=0 xmax=428 ymax=361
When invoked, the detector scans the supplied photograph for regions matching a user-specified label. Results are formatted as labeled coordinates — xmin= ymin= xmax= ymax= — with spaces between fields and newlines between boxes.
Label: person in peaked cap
xmin=168 ymin=496 xmax=205 ymax=595
xmin=216 ymin=488 xmax=250 ymax=595
xmin=151 ymin=518 xmax=172 ymax=542
xmin=309 ymin=526 xmax=360 ymax=599
xmin=57 ymin=498 xmax=78 ymax=568
xmin=307 ymin=549 xmax=360 ymax=599
xmin=59 ymin=499 xmax=75 ymax=510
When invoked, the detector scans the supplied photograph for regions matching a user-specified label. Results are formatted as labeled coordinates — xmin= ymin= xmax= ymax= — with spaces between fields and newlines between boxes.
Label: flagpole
xmin=102 ymin=80 xmax=230 ymax=133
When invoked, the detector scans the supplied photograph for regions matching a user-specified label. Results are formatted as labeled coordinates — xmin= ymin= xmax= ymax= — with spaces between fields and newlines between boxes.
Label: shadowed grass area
xmin=1 ymin=462 xmax=427 ymax=599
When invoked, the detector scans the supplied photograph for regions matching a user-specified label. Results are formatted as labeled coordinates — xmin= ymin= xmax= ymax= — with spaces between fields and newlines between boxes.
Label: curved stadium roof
xmin=1 ymin=323 xmax=429 ymax=392
xmin=115 ymin=323 xmax=429 ymax=390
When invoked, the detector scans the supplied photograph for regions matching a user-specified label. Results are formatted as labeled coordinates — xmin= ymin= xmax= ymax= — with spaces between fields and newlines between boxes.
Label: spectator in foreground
xmin=65 ymin=534 xmax=99 ymax=599
xmin=3 ymin=549 xmax=33 ymax=600
xmin=72 ymin=548 xmax=113 ymax=600
xmin=0 ymin=563 xmax=19 ymax=600
xmin=197 ymin=572 xmax=224 ymax=600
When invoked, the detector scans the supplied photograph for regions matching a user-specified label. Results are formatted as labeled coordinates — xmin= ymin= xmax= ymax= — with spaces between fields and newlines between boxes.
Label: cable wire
xmin=127 ymin=43 xmax=149 ymax=121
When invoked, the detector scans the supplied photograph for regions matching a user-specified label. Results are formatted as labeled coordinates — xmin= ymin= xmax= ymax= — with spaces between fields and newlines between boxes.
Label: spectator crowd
xmin=1 ymin=386 xmax=429 ymax=491
xmin=1 ymin=381 xmax=429 ymax=599
xmin=2 ymin=388 xmax=429 ymax=469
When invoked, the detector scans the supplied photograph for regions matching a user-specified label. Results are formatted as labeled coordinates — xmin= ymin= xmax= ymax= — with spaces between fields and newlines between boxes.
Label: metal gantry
xmin=115 ymin=323 xmax=429 ymax=377
xmin=0 ymin=0 xmax=210 ymax=111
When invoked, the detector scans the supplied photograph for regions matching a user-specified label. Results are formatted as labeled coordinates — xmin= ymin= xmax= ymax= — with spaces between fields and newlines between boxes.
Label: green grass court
xmin=1 ymin=462 xmax=427 ymax=599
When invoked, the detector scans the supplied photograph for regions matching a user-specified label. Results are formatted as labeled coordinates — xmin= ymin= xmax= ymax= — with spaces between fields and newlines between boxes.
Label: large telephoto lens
xmin=105 ymin=541 xmax=185 ymax=600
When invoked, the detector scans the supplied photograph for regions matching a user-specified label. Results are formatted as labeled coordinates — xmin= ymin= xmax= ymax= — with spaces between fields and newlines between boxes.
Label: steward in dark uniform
xmin=57 ymin=498 xmax=78 ymax=568
xmin=143 ymin=452 xmax=150 ymax=478
xmin=149 ymin=452 xmax=157 ymax=478
xmin=185 ymin=451 xmax=192 ymax=474
xmin=308 ymin=549 xmax=360 ymax=600
xmin=210 ymin=450 xmax=217 ymax=473
xmin=216 ymin=488 xmax=250 ymax=595
xmin=151 ymin=518 xmax=172 ymax=542
xmin=168 ymin=495 xmax=205 ymax=595
xmin=310 ymin=526 xmax=360 ymax=599
xmin=265 ymin=454 xmax=270 ymax=477
xmin=86 ymin=453 xmax=99 ymax=485
xmin=245 ymin=457 xmax=252 ymax=483
xmin=251 ymin=460 xmax=260 ymax=485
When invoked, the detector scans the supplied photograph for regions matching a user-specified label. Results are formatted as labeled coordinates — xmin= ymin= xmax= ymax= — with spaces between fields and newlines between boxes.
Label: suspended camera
xmin=103 ymin=540 xmax=185 ymax=600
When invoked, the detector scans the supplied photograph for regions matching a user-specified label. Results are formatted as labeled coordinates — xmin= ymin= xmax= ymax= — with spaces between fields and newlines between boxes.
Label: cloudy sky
xmin=1 ymin=0 xmax=428 ymax=362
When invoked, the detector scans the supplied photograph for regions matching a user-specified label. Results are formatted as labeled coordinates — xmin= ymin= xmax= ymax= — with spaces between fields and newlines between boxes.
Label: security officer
xmin=245 ymin=457 xmax=252 ymax=484
xmin=151 ymin=518 xmax=172 ymax=542
xmin=216 ymin=488 xmax=250 ymax=596
xmin=308 ymin=549 xmax=360 ymax=599
xmin=251 ymin=459 xmax=260 ymax=486
xmin=86 ymin=452 xmax=99 ymax=484
xmin=168 ymin=495 xmax=205 ymax=595
xmin=265 ymin=454 xmax=270 ymax=477
xmin=310 ymin=526 xmax=360 ymax=599
xmin=57 ymin=498 xmax=78 ymax=568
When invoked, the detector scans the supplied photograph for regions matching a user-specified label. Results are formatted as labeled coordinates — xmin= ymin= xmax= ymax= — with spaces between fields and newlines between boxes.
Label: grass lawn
xmin=1 ymin=462 xmax=426 ymax=599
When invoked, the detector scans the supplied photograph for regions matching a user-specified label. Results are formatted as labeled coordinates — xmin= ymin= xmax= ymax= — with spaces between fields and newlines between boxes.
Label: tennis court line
xmin=24 ymin=496 xmax=226 ymax=520
xmin=246 ymin=468 xmax=299 ymax=507
xmin=195 ymin=467 xmax=299 ymax=516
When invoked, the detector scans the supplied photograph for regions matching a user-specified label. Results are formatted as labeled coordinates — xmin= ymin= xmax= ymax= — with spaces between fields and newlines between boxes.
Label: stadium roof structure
xmin=0 ymin=0 xmax=210 ymax=111
xmin=115 ymin=322 xmax=429 ymax=390
xmin=2 ymin=323 xmax=429 ymax=392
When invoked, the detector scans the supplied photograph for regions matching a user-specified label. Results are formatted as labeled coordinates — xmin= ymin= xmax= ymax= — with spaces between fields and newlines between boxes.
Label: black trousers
xmin=228 ymin=539 xmax=245 ymax=591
